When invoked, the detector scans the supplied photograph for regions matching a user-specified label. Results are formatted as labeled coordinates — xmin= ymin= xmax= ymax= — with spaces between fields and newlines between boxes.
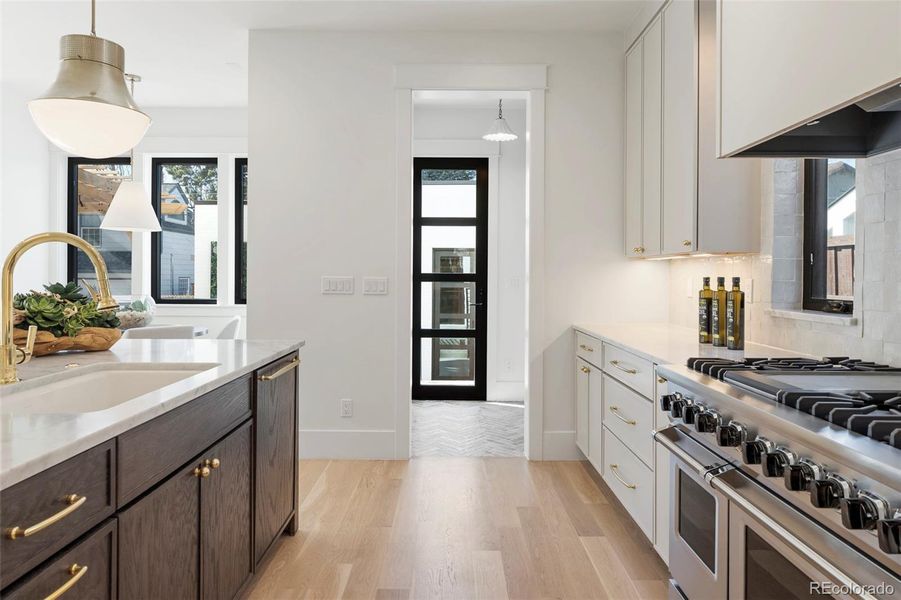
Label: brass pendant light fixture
xmin=28 ymin=0 xmax=151 ymax=158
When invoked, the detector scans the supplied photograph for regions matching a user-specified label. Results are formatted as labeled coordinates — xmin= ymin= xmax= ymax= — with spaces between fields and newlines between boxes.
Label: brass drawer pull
xmin=609 ymin=464 xmax=637 ymax=490
xmin=45 ymin=563 xmax=88 ymax=600
xmin=6 ymin=494 xmax=86 ymax=540
xmin=608 ymin=406 xmax=637 ymax=425
xmin=579 ymin=344 xmax=594 ymax=352
xmin=682 ymin=240 xmax=692 ymax=247
xmin=580 ymin=366 xmax=590 ymax=374
xmin=657 ymin=376 xmax=666 ymax=384
xmin=258 ymin=357 xmax=300 ymax=381
xmin=609 ymin=360 xmax=638 ymax=375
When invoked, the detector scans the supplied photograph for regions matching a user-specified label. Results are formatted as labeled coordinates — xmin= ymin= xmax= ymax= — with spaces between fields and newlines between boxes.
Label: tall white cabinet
xmin=624 ymin=0 xmax=759 ymax=259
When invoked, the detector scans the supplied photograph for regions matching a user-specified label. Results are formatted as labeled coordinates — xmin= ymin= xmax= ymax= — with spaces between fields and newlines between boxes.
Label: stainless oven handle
xmin=654 ymin=426 xmax=708 ymax=476
xmin=709 ymin=475 xmax=879 ymax=600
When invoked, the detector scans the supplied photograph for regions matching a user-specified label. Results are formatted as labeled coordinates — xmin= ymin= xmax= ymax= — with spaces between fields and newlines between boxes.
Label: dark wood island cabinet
xmin=0 ymin=351 xmax=299 ymax=600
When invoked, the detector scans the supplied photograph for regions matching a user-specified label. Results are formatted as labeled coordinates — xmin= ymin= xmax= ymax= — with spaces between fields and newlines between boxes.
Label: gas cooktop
xmin=686 ymin=356 xmax=901 ymax=449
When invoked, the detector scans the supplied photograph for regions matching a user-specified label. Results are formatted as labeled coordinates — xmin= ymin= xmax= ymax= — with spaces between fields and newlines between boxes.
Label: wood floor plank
xmin=581 ymin=536 xmax=643 ymax=600
xmin=374 ymin=590 xmax=410 ymax=600
xmin=472 ymin=550 xmax=509 ymax=600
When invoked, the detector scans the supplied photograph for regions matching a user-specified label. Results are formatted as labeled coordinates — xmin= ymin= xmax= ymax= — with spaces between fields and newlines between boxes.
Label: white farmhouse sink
xmin=0 ymin=364 xmax=219 ymax=415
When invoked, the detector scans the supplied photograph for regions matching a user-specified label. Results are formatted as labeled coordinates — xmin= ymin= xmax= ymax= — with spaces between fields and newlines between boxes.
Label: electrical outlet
xmin=746 ymin=278 xmax=755 ymax=303
xmin=686 ymin=278 xmax=694 ymax=298
xmin=340 ymin=398 xmax=353 ymax=418
xmin=322 ymin=276 xmax=354 ymax=295
xmin=363 ymin=276 xmax=389 ymax=295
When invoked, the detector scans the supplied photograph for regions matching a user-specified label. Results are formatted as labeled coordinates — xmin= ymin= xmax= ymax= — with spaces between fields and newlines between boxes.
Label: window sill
xmin=764 ymin=307 xmax=857 ymax=327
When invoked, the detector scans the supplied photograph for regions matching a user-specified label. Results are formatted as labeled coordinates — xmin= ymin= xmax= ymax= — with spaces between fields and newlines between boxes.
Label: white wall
xmin=248 ymin=31 xmax=669 ymax=459
xmin=413 ymin=104 xmax=527 ymax=401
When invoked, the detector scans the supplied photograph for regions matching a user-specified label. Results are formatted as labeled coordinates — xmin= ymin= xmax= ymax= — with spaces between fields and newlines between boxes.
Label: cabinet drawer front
xmin=603 ymin=432 xmax=654 ymax=542
xmin=602 ymin=375 xmax=654 ymax=467
xmin=575 ymin=333 xmax=602 ymax=367
xmin=602 ymin=343 xmax=654 ymax=398
xmin=0 ymin=441 xmax=115 ymax=589
xmin=117 ymin=375 xmax=252 ymax=505
xmin=3 ymin=519 xmax=117 ymax=600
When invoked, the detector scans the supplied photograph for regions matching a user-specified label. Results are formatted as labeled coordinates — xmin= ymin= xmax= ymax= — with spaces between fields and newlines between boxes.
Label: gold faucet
xmin=1 ymin=232 xmax=118 ymax=385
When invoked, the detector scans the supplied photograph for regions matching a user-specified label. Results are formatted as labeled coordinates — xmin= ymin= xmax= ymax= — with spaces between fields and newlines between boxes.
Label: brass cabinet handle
xmin=632 ymin=246 xmax=645 ymax=255
xmin=45 ymin=563 xmax=88 ymax=600
xmin=580 ymin=366 xmax=590 ymax=374
xmin=609 ymin=360 xmax=638 ymax=375
xmin=682 ymin=240 xmax=692 ymax=247
xmin=608 ymin=406 xmax=637 ymax=425
xmin=579 ymin=344 xmax=594 ymax=352
xmin=258 ymin=357 xmax=300 ymax=381
xmin=6 ymin=494 xmax=86 ymax=540
xmin=657 ymin=376 xmax=667 ymax=384
xmin=205 ymin=458 xmax=221 ymax=469
xmin=194 ymin=466 xmax=211 ymax=478
xmin=609 ymin=464 xmax=637 ymax=490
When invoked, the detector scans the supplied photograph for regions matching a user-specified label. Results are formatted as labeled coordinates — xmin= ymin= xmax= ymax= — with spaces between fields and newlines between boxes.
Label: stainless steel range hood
xmin=733 ymin=83 xmax=901 ymax=158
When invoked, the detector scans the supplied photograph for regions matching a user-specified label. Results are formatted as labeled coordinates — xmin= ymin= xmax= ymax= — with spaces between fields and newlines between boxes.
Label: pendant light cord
xmin=498 ymin=99 xmax=503 ymax=119
xmin=90 ymin=0 xmax=96 ymax=35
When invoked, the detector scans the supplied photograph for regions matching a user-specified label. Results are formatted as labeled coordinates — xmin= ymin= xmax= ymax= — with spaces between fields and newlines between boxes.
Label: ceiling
xmin=1 ymin=1 xmax=649 ymax=108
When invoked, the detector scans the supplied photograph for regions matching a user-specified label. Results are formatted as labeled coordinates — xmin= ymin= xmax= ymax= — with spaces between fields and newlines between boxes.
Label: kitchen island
xmin=0 ymin=338 xmax=303 ymax=599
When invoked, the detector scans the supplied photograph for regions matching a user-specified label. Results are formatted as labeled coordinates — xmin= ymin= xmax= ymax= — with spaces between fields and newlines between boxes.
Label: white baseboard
xmin=542 ymin=430 xmax=583 ymax=460
xmin=299 ymin=429 xmax=396 ymax=459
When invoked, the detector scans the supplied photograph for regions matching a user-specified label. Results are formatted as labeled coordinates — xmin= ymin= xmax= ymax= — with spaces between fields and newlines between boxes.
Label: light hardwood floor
xmin=245 ymin=458 xmax=669 ymax=600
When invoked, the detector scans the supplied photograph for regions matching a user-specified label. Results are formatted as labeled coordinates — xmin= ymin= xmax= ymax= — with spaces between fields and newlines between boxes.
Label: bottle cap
xmin=732 ymin=277 xmax=741 ymax=286
xmin=717 ymin=277 xmax=725 ymax=285
xmin=703 ymin=277 xmax=710 ymax=285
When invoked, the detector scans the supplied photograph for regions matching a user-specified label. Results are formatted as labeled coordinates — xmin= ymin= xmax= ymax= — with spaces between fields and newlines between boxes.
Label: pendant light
xmin=100 ymin=75 xmax=160 ymax=232
xmin=482 ymin=99 xmax=518 ymax=142
xmin=28 ymin=0 xmax=151 ymax=158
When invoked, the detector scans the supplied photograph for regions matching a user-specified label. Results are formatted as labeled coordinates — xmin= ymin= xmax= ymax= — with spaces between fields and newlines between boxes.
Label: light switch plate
xmin=322 ymin=276 xmax=354 ymax=295
xmin=363 ymin=277 xmax=389 ymax=295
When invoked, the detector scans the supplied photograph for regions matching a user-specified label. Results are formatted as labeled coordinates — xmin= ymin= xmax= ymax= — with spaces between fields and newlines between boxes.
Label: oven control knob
xmin=716 ymin=421 xmax=746 ymax=447
xmin=841 ymin=492 xmax=889 ymax=530
xmin=810 ymin=477 xmax=850 ymax=509
xmin=741 ymin=438 xmax=773 ymax=465
xmin=670 ymin=397 xmax=687 ymax=418
xmin=877 ymin=516 xmax=901 ymax=554
xmin=784 ymin=461 xmax=822 ymax=492
xmin=682 ymin=404 xmax=703 ymax=425
xmin=695 ymin=410 xmax=721 ymax=433
xmin=660 ymin=393 xmax=680 ymax=412
xmin=762 ymin=448 xmax=797 ymax=478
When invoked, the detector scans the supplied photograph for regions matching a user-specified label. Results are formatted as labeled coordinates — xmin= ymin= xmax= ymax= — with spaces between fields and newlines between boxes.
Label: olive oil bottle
xmin=711 ymin=277 xmax=727 ymax=347
xmin=726 ymin=277 xmax=745 ymax=350
xmin=698 ymin=277 xmax=713 ymax=343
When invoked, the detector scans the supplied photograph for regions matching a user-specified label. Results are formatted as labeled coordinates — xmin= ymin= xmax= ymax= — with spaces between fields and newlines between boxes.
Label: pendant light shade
xmin=101 ymin=181 xmax=161 ymax=232
xmin=482 ymin=99 xmax=518 ymax=142
xmin=28 ymin=31 xmax=151 ymax=158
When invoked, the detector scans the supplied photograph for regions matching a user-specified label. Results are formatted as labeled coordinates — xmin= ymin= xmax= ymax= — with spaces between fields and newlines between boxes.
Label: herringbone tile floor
xmin=411 ymin=400 xmax=524 ymax=457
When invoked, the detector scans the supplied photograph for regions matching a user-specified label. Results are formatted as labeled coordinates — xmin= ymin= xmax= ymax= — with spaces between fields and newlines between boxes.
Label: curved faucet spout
xmin=2 ymin=232 xmax=118 ymax=384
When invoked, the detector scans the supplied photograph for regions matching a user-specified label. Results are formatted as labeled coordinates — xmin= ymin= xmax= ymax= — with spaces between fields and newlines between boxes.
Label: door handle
xmin=468 ymin=302 xmax=484 ymax=307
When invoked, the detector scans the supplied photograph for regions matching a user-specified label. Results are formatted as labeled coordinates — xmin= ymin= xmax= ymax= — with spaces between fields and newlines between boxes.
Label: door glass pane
xmin=421 ymin=282 xmax=476 ymax=330
xmin=156 ymin=161 xmax=218 ymax=301
xmin=825 ymin=158 xmax=855 ymax=300
xmin=421 ymin=226 xmax=476 ymax=273
xmin=745 ymin=528 xmax=835 ymax=599
xmin=73 ymin=162 xmax=133 ymax=295
xmin=421 ymin=169 xmax=477 ymax=217
xmin=678 ymin=470 xmax=717 ymax=572
xmin=238 ymin=160 xmax=248 ymax=302
xmin=420 ymin=337 xmax=476 ymax=385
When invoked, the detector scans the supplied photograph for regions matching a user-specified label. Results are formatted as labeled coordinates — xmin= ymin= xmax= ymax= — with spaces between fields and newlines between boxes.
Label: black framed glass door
xmin=412 ymin=157 xmax=488 ymax=400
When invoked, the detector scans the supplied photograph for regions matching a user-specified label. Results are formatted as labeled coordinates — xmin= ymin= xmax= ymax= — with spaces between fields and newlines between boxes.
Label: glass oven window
xmin=745 ymin=528 xmax=834 ymax=598
xmin=678 ymin=470 xmax=717 ymax=571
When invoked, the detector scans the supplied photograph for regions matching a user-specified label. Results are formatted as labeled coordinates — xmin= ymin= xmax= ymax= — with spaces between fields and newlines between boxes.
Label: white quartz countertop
xmin=0 ymin=339 xmax=304 ymax=490
xmin=573 ymin=322 xmax=808 ymax=367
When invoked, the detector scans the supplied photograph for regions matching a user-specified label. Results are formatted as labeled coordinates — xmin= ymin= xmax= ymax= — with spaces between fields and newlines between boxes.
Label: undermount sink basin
xmin=0 ymin=363 xmax=219 ymax=415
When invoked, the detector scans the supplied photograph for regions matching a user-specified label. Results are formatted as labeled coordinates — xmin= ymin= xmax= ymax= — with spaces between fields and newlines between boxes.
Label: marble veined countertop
xmin=573 ymin=322 xmax=808 ymax=367
xmin=0 ymin=339 xmax=304 ymax=489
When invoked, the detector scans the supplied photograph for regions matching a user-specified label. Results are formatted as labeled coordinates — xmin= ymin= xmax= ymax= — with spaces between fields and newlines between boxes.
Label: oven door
xmin=713 ymin=469 xmax=901 ymax=600
xmin=656 ymin=426 xmax=733 ymax=600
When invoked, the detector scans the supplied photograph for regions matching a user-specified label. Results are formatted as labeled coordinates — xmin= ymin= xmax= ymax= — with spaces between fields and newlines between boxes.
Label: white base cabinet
xmin=575 ymin=354 xmax=603 ymax=474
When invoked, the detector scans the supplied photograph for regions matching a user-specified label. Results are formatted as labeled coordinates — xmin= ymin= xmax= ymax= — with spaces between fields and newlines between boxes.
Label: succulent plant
xmin=44 ymin=281 xmax=89 ymax=302
xmin=14 ymin=282 xmax=120 ymax=338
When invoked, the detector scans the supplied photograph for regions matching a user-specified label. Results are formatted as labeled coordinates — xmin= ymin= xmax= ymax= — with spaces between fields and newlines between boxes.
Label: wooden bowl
xmin=13 ymin=327 xmax=122 ymax=357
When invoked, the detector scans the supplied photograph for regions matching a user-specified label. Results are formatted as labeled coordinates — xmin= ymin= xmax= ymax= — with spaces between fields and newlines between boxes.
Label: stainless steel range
xmin=655 ymin=356 xmax=901 ymax=600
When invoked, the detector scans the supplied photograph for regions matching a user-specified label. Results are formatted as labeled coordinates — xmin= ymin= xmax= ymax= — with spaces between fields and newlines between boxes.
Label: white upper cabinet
xmin=717 ymin=0 xmax=901 ymax=157
xmin=624 ymin=0 xmax=759 ymax=258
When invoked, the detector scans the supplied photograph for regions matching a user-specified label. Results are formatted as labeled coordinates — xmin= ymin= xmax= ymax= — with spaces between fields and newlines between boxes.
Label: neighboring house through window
xmin=235 ymin=158 xmax=248 ymax=304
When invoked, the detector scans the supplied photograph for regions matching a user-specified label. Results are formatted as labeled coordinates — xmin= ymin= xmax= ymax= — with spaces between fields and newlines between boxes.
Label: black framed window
xmin=803 ymin=159 xmax=856 ymax=313
xmin=151 ymin=158 xmax=219 ymax=304
xmin=67 ymin=157 xmax=133 ymax=295
xmin=235 ymin=158 xmax=248 ymax=304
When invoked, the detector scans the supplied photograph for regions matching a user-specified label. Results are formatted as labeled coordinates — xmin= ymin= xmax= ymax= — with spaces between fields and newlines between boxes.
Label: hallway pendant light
xmin=482 ymin=99 xmax=518 ymax=142
xmin=101 ymin=75 xmax=160 ymax=232
xmin=28 ymin=0 xmax=151 ymax=158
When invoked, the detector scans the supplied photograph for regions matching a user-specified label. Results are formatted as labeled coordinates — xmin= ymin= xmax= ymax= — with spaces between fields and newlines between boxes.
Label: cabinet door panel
xmin=624 ymin=42 xmax=644 ymax=257
xmin=641 ymin=17 xmax=663 ymax=257
xmin=588 ymin=367 xmax=603 ymax=473
xmin=202 ymin=421 xmax=252 ymax=600
xmin=255 ymin=353 xmax=299 ymax=564
xmin=575 ymin=359 xmax=590 ymax=455
xmin=118 ymin=464 xmax=200 ymax=599
xmin=662 ymin=0 xmax=697 ymax=254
